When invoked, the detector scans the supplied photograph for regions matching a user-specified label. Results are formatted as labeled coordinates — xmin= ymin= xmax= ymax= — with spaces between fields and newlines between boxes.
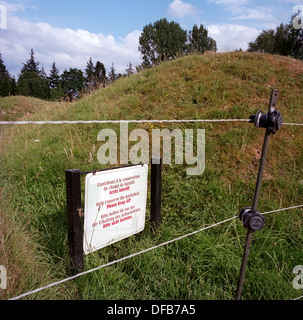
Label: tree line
xmin=0 ymin=15 xmax=302 ymax=100
xmin=248 ymin=16 xmax=303 ymax=59
xmin=138 ymin=19 xmax=217 ymax=67
xmin=0 ymin=49 xmax=135 ymax=101
xmin=0 ymin=19 xmax=217 ymax=101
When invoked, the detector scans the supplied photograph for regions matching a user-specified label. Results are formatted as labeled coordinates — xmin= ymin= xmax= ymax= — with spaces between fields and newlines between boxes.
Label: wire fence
xmin=1 ymin=117 xmax=302 ymax=300
xmin=0 ymin=119 xmax=303 ymax=125
xmin=7 ymin=204 xmax=303 ymax=301
xmin=0 ymin=119 xmax=249 ymax=125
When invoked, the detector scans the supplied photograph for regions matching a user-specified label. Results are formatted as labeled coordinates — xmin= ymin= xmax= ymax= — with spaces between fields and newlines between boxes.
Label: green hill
xmin=1 ymin=52 xmax=303 ymax=300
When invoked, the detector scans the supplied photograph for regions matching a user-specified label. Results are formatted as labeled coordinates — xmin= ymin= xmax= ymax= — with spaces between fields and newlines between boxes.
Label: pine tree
xmin=48 ymin=62 xmax=62 ymax=100
xmin=49 ymin=62 xmax=60 ymax=89
xmin=10 ymin=77 xmax=17 ymax=95
xmin=17 ymin=49 xmax=50 ymax=99
xmin=85 ymin=57 xmax=95 ymax=82
xmin=85 ymin=57 xmax=96 ymax=92
xmin=50 ymin=83 xmax=63 ymax=101
xmin=125 ymin=62 xmax=135 ymax=77
xmin=108 ymin=63 xmax=117 ymax=83
xmin=39 ymin=64 xmax=50 ymax=100
xmin=0 ymin=54 xmax=12 ymax=97
xmin=21 ymin=49 xmax=40 ymax=73
xmin=40 ymin=64 xmax=47 ymax=79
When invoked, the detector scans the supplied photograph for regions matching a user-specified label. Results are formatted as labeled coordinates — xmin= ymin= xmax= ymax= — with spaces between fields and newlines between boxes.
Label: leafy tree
xmin=248 ymin=20 xmax=303 ymax=60
xmin=60 ymin=68 xmax=85 ymax=98
xmin=288 ymin=15 xmax=303 ymax=60
xmin=94 ymin=60 xmax=107 ymax=84
xmin=248 ymin=29 xmax=276 ymax=54
xmin=188 ymin=24 xmax=217 ymax=53
xmin=139 ymin=18 xmax=187 ymax=67
xmin=273 ymin=23 xmax=292 ymax=56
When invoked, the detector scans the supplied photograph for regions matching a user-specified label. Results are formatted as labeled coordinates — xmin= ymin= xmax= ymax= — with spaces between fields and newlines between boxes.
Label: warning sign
xmin=83 ymin=164 xmax=148 ymax=254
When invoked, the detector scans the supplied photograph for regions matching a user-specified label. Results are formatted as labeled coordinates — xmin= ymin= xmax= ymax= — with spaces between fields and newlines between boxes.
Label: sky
xmin=0 ymin=0 xmax=300 ymax=77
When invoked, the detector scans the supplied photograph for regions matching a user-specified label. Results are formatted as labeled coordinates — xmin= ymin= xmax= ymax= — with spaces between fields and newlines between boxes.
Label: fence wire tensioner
xmin=236 ymin=89 xmax=283 ymax=300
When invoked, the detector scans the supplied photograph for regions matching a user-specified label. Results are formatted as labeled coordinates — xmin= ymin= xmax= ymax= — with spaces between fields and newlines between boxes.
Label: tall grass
xmin=1 ymin=52 xmax=303 ymax=300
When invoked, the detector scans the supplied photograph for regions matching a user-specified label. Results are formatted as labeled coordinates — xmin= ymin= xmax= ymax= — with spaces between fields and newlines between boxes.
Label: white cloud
xmin=0 ymin=0 xmax=26 ymax=12
xmin=208 ymin=1 xmax=280 ymax=30
xmin=1 ymin=15 xmax=142 ymax=77
xmin=208 ymin=23 xmax=260 ymax=52
xmin=208 ymin=0 xmax=248 ymax=4
xmin=279 ymin=0 xmax=302 ymax=3
xmin=167 ymin=0 xmax=200 ymax=19
xmin=231 ymin=6 xmax=276 ymax=21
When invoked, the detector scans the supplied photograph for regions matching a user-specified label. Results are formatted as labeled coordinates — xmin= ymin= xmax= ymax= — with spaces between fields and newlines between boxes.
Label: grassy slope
xmin=1 ymin=52 xmax=303 ymax=300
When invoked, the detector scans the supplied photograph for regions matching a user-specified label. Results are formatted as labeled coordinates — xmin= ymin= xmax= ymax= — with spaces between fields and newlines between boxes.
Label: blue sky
xmin=0 ymin=0 xmax=300 ymax=77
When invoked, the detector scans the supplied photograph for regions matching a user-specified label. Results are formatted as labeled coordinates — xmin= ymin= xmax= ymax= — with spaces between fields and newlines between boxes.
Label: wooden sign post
xmin=65 ymin=169 xmax=84 ymax=274
xmin=65 ymin=159 xmax=162 ymax=273
xmin=150 ymin=157 xmax=162 ymax=231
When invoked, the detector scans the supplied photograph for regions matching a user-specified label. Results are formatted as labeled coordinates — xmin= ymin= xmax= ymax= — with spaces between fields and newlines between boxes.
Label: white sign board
xmin=83 ymin=164 xmax=148 ymax=255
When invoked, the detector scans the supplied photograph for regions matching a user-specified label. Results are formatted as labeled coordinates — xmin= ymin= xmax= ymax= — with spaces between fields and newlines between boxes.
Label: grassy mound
xmin=1 ymin=52 xmax=303 ymax=300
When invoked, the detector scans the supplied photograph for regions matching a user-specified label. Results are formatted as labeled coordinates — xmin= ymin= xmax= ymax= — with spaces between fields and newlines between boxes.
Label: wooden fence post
xmin=65 ymin=169 xmax=83 ymax=274
xmin=150 ymin=157 xmax=162 ymax=231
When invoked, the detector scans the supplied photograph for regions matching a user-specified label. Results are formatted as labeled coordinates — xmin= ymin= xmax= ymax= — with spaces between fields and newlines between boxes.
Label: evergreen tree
xmin=85 ymin=57 xmax=95 ymax=82
xmin=17 ymin=49 xmax=50 ymax=99
xmin=40 ymin=64 xmax=47 ymax=79
xmin=49 ymin=62 xmax=62 ymax=100
xmin=10 ymin=77 xmax=17 ymax=96
xmin=39 ymin=64 xmax=50 ymax=100
xmin=50 ymin=84 xmax=64 ymax=101
xmin=49 ymin=62 xmax=60 ymax=89
xmin=85 ymin=57 xmax=96 ymax=92
xmin=289 ymin=15 xmax=303 ymax=60
xmin=17 ymin=72 xmax=42 ymax=97
xmin=108 ymin=63 xmax=117 ymax=83
xmin=21 ymin=49 xmax=40 ymax=73
xmin=0 ymin=54 xmax=12 ymax=97
xmin=125 ymin=62 xmax=135 ymax=76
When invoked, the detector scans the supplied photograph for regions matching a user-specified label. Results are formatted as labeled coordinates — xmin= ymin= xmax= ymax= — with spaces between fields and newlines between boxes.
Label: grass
xmin=0 ymin=52 xmax=303 ymax=300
